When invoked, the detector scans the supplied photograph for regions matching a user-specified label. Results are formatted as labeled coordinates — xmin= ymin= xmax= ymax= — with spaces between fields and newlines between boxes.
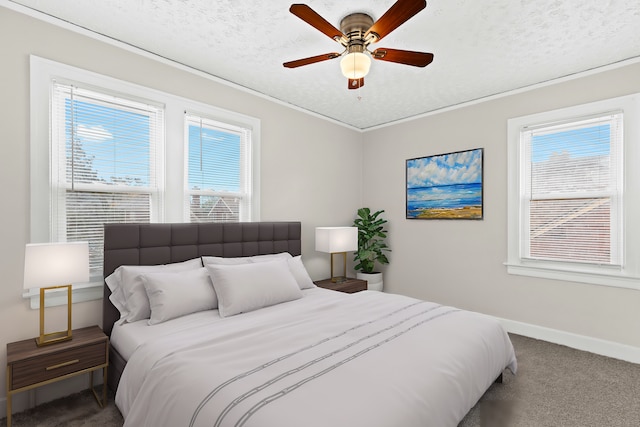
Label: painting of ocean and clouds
xmin=406 ymin=148 xmax=483 ymax=219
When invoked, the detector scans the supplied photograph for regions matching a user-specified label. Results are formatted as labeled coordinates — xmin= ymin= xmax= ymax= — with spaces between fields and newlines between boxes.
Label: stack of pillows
xmin=105 ymin=253 xmax=316 ymax=325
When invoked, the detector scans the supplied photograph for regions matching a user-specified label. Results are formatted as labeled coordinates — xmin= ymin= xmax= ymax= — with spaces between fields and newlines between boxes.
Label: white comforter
xmin=116 ymin=289 xmax=517 ymax=427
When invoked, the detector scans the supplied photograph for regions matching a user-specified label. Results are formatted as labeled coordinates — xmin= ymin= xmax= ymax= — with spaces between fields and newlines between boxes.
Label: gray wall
xmin=362 ymin=62 xmax=640 ymax=349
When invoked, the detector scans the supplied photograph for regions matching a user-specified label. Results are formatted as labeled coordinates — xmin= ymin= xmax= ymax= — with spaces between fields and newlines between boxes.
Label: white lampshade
xmin=24 ymin=242 xmax=90 ymax=290
xmin=340 ymin=52 xmax=371 ymax=79
xmin=315 ymin=227 xmax=358 ymax=253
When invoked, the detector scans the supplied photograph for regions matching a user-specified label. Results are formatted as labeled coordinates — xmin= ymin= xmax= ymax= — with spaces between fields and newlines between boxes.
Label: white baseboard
xmin=498 ymin=317 xmax=640 ymax=364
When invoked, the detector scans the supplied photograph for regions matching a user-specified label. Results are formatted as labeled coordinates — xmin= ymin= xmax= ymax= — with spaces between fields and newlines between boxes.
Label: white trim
xmin=505 ymin=262 xmax=640 ymax=291
xmin=4 ymin=1 xmax=640 ymax=132
xmin=506 ymin=93 xmax=640 ymax=289
xmin=497 ymin=317 xmax=640 ymax=364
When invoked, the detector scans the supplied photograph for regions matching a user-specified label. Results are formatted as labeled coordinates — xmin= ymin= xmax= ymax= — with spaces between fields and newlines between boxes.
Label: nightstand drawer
xmin=10 ymin=341 xmax=107 ymax=390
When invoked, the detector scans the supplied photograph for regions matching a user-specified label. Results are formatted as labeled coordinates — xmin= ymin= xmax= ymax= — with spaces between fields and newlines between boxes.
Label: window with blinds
xmin=185 ymin=113 xmax=253 ymax=223
xmin=520 ymin=113 xmax=623 ymax=266
xmin=521 ymin=112 xmax=623 ymax=266
xmin=51 ymin=83 xmax=163 ymax=278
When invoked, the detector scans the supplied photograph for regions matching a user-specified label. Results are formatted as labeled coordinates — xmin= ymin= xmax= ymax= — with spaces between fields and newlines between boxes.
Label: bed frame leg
xmin=494 ymin=373 xmax=503 ymax=384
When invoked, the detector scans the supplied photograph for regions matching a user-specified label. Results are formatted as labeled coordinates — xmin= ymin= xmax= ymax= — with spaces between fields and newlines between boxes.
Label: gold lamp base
xmin=36 ymin=331 xmax=72 ymax=346
xmin=36 ymin=285 xmax=73 ymax=347
xmin=330 ymin=252 xmax=348 ymax=283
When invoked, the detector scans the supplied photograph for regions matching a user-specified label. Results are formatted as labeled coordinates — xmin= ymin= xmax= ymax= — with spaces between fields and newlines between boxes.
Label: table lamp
xmin=23 ymin=242 xmax=89 ymax=346
xmin=315 ymin=227 xmax=358 ymax=283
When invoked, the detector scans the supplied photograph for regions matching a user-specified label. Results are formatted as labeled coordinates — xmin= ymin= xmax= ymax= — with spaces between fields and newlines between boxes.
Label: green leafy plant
xmin=353 ymin=207 xmax=390 ymax=273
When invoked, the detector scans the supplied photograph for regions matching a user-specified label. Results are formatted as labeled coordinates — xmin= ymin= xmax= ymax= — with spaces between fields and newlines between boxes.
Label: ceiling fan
xmin=283 ymin=0 xmax=434 ymax=90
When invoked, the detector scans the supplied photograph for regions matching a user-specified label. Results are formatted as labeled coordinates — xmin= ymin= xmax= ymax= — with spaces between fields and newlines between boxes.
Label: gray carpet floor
xmin=2 ymin=334 xmax=639 ymax=427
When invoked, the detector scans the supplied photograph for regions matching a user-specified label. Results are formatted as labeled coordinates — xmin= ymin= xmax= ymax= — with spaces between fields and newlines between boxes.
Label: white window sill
xmin=23 ymin=281 xmax=103 ymax=309
xmin=505 ymin=262 xmax=640 ymax=291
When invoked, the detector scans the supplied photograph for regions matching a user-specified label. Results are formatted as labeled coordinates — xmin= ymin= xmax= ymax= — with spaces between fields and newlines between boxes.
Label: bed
xmin=103 ymin=221 xmax=517 ymax=427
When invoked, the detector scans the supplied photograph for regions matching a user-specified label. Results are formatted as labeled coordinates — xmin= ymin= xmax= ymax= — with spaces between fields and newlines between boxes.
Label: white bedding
xmin=115 ymin=288 xmax=517 ymax=427
xmin=111 ymin=310 xmax=225 ymax=361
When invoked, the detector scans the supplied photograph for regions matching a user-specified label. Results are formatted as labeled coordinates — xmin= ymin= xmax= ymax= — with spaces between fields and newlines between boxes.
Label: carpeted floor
xmin=2 ymin=334 xmax=639 ymax=427
xmin=459 ymin=334 xmax=640 ymax=426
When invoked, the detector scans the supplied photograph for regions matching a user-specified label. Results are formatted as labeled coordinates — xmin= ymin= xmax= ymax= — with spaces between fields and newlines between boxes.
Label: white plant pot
xmin=356 ymin=272 xmax=383 ymax=292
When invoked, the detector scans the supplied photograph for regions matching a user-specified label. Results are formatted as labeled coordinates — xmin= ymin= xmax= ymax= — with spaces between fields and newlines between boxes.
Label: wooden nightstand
xmin=6 ymin=325 xmax=109 ymax=427
xmin=315 ymin=278 xmax=367 ymax=293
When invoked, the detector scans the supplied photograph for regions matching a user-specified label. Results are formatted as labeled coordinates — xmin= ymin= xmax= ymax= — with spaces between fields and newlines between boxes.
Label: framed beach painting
xmin=406 ymin=148 xmax=483 ymax=220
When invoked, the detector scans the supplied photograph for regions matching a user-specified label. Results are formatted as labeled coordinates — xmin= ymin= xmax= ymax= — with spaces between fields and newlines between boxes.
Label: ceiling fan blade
xmin=290 ymin=4 xmax=345 ymax=41
xmin=283 ymin=52 xmax=341 ymax=68
xmin=348 ymin=77 xmax=364 ymax=90
xmin=365 ymin=0 xmax=427 ymax=42
xmin=372 ymin=48 xmax=434 ymax=67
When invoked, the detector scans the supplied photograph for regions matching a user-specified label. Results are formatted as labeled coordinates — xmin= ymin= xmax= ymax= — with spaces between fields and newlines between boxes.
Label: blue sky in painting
xmin=407 ymin=148 xmax=482 ymax=189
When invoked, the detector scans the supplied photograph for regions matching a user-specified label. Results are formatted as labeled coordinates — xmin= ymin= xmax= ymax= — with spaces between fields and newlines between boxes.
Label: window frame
xmin=184 ymin=112 xmax=254 ymax=223
xmin=506 ymin=93 xmax=640 ymax=290
xmin=29 ymin=56 xmax=260 ymax=307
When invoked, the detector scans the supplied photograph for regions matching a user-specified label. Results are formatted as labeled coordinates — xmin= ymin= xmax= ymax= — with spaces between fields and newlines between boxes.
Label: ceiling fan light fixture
xmin=340 ymin=51 xmax=371 ymax=79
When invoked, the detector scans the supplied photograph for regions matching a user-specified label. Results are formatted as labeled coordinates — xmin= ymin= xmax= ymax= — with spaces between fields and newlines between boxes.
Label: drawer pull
xmin=46 ymin=359 xmax=80 ymax=371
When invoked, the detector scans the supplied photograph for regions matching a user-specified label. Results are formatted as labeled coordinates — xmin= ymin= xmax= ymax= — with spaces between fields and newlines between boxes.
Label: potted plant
xmin=353 ymin=207 xmax=390 ymax=291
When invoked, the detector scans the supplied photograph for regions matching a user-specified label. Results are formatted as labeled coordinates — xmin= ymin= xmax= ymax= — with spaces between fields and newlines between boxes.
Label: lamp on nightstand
xmin=23 ymin=242 xmax=89 ymax=346
xmin=315 ymin=227 xmax=358 ymax=283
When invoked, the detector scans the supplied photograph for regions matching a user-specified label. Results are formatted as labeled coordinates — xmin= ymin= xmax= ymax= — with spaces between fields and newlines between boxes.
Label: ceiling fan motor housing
xmin=340 ymin=13 xmax=374 ymax=53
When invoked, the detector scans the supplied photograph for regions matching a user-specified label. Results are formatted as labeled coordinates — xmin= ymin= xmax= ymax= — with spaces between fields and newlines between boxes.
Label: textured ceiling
xmin=8 ymin=0 xmax=640 ymax=130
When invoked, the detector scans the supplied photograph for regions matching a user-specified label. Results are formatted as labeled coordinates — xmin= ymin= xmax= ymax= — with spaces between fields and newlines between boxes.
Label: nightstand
xmin=315 ymin=277 xmax=367 ymax=293
xmin=6 ymin=325 xmax=109 ymax=427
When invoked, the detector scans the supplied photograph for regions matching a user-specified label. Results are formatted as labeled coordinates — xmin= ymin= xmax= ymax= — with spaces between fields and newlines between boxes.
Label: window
xmin=30 ymin=56 xmax=260 ymax=305
xmin=522 ymin=113 xmax=622 ymax=265
xmin=52 ymin=83 xmax=163 ymax=279
xmin=507 ymin=93 xmax=640 ymax=289
xmin=185 ymin=114 xmax=253 ymax=223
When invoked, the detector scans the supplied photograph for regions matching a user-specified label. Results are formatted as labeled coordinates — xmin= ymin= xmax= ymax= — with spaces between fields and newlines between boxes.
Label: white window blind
xmin=185 ymin=113 xmax=253 ymax=222
xmin=51 ymin=82 xmax=163 ymax=278
xmin=521 ymin=113 xmax=623 ymax=266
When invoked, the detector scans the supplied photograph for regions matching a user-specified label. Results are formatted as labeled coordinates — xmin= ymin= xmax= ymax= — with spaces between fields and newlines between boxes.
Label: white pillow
xmin=252 ymin=255 xmax=315 ymax=290
xmin=288 ymin=256 xmax=316 ymax=290
xmin=118 ymin=258 xmax=203 ymax=323
xmin=251 ymin=252 xmax=292 ymax=262
xmin=201 ymin=252 xmax=291 ymax=266
xmin=105 ymin=271 xmax=129 ymax=321
xmin=206 ymin=259 xmax=302 ymax=318
xmin=142 ymin=268 xmax=217 ymax=325
xmin=201 ymin=256 xmax=253 ymax=266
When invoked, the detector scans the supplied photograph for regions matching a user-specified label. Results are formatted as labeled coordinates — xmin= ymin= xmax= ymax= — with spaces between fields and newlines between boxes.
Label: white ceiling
xmin=9 ymin=0 xmax=640 ymax=130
